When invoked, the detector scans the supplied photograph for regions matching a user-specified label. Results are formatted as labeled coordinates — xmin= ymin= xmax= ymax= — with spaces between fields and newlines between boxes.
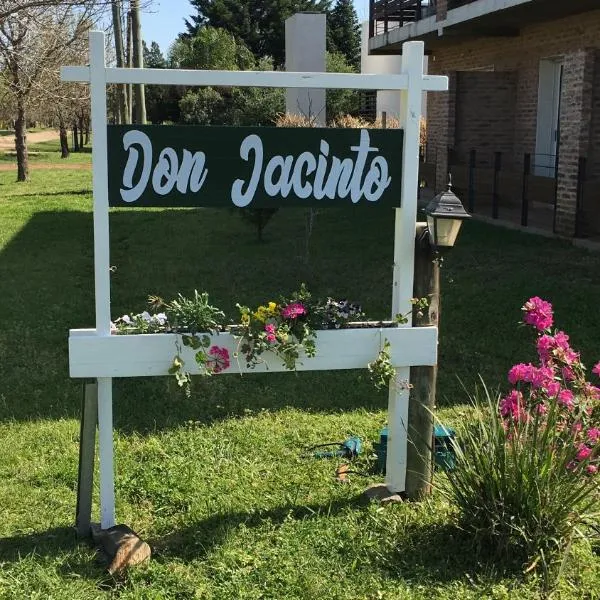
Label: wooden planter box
xmin=69 ymin=326 xmax=438 ymax=378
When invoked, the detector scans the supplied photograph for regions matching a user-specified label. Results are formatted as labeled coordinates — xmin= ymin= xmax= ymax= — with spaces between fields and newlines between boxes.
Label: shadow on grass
xmin=155 ymin=501 xmax=519 ymax=588
xmin=1 ymin=205 xmax=599 ymax=428
xmin=0 ymin=526 xmax=109 ymax=583
xmin=153 ymin=494 xmax=370 ymax=562
xmin=381 ymin=520 xmax=525 ymax=587
xmin=0 ymin=207 xmax=394 ymax=429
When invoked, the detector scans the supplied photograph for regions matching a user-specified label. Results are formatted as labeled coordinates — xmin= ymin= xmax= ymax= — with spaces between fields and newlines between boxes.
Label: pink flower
xmin=500 ymin=390 xmax=526 ymax=421
xmin=281 ymin=302 xmax=306 ymax=320
xmin=508 ymin=363 xmax=531 ymax=385
xmin=586 ymin=464 xmax=598 ymax=475
xmin=537 ymin=335 xmax=555 ymax=363
xmin=545 ymin=381 xmax=561 ymax=397
xmin=264 ymin=323 xmax=277 ymax=343
xmin=557 ymin=389 xmax=575 ymax=409
xmin=207 ymin=345 xmax=230 ymax=373
xmin=592 ymin=362 xmax=600 ymax=377
xmin=536 ymin=402 xmax=548 ymax=415
xmin=562 ymin=366 xmax=575 ymax=382
xmin=587 ymin=428 xmax=600 ymax=444
xmin=576 ymin=444 xmax=592 ymax=461
xmin=583 ymin=384 xmax=600 ymax=400
xmin=522 ymin=297 xmax=553 ymax=331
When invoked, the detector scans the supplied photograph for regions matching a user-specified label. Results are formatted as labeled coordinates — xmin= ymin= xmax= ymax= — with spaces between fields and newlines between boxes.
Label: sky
xmin=142 ymin=0 xmax=369 ymax=55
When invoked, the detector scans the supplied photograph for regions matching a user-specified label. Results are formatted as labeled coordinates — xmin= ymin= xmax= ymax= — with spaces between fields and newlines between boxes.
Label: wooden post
xmin=405 ymin=223 xmax=439 ymax=500
xmin=386 ymin=41 xmax=426 ymax=494
xmin=76 ymin=381 xmax=98 ymax=537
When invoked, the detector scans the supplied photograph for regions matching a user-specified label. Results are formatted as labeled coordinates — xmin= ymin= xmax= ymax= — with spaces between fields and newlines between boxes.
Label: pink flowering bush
xmin=445 ymin=297 xmax=600 ymax=585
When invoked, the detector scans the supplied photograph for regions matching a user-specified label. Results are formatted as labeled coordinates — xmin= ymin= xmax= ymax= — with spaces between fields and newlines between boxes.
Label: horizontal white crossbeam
xmin=69 ymin=327 xmax=438 ymax=378
xmin=61 ymin=66 xmax=448 ymax=92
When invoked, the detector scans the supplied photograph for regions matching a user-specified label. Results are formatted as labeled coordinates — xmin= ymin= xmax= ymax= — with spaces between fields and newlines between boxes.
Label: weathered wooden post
xmin=405 ymin=223 xmax=439 ymax=500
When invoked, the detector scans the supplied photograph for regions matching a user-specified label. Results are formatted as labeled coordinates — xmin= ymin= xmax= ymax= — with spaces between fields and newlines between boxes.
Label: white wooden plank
xmin=97 ymin=377 xmax=115 ymax=529
xmin=386 ymin=365 xmax=411 ymax=492
xmin=386 ymin=41 xmax=428 ymax=494
xmin=61 ymin=66 xmax=90 ymax=82
xmin=61 ymin=63 xmax=448 ymax=92
xmin=89 ymin=31 xmax=111 ymax=337
xmin=69 ymin=327 xmax=438 ymax=379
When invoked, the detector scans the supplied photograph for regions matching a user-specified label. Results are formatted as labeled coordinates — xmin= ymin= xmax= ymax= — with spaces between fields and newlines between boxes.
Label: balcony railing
xmin=369 ymin=0 xmax=437 ymax=37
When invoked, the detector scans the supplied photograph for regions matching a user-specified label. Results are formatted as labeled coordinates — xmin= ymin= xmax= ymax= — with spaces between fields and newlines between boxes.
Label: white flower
xmin=140 ymin=311 xmax=152 ymax=322
xmin=154 ymin=312 xmax=168 ymax=325
xmin=121 ymin=314 xmax=132 ymax=325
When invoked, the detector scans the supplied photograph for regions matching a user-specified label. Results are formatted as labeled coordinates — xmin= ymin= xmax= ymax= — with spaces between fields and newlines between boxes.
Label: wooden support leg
xmin=385 ymin=365 xmax=411 ymax=493
xmin=76 ymin=381 xmax=98 ymax=537
xmin=98 ymin=377 xmax=116 ymax=529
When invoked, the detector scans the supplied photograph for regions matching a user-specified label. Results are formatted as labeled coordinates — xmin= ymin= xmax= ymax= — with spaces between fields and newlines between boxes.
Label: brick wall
xmin=589 ymin=50 xmax=600 ymax=180
xmin=425 ymin=9 xmax=600 ymax=236
xmin=454 ymin=71 xmax=517 ymax=166
xmin=555 ymin=49 xmax=594 ymax=236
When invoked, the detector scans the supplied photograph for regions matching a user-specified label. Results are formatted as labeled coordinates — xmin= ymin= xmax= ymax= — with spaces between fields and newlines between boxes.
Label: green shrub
xmin=443 ymin=297 xmax=600 ymax=588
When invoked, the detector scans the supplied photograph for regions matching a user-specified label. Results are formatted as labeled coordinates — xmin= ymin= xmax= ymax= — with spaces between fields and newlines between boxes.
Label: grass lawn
xmin=0 ymin=157 xmax=599 ymax=599
xmin=0 ymin=139 xmax=92 ymax=165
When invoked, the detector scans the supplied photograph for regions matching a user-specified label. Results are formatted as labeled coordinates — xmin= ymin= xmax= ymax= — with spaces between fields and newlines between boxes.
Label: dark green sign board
xmin=107 ymin=125 xmax=403 ymax=208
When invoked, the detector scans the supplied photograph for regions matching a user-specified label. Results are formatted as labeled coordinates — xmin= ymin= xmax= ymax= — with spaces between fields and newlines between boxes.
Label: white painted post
xmin=386 ymin=41 xmax=426 ymax=493
xmin=89 ymin=31 xmax=116 ymax=529
xmin=285 ymin=13 xmax=326 ymax=125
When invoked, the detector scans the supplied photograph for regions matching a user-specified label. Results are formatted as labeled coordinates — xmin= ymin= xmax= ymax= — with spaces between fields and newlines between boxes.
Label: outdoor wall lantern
xmin=424 ymin=177 xmax=471 ymax=249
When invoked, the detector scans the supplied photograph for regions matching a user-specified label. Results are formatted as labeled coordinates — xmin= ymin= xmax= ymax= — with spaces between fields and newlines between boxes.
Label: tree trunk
xmin=84 ymin=117 xmax=90 ymax=145
xmin=73 ymin=122 xmax=80 ymax=151
xmin=59 ymin=115 xmax=69 ymax=158
xmin=131 ymin=0 xmax=146 ymax=125
xmin=15 ymin=98 xmax=28 ymax=182
xmin=111 ymin=0 xmax=129 ymax=124
xmin=126 ymin=10 xmax=133 ymax=124
xmin=78 ymin=113 xmax=84 ymax=149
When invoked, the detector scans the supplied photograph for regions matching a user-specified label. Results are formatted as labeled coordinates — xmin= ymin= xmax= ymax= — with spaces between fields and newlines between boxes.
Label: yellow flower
xmin=268 ymin=302 xmax=277 ymax=314
xmin=241 ymin=314 xmax=250 ymax=326
xmin=254 ymin=306 xmax=269 ymax=322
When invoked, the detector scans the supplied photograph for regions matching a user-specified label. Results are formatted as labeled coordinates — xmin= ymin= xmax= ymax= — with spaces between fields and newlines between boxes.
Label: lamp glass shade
xmin=432 ymin=216 xmax=464 ymax=248
xmin=424 ymin=183 xmax=471 ymax=249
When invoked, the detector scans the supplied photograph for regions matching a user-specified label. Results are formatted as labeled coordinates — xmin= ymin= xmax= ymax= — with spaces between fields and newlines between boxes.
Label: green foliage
xmin=161 ymin=290 xmax=226 ymax=334
xmin=326 ymin=51 xmax=360 ymax=121
xmin=185 ymin=0 xmax=332 ymax=66
xmin=367 ymin=339 xmax=396 ymax=390
xmin=444 ymin=383 xmax=600 ymax=587
xmin=173 ymin=28 xmax=284 ymax=126
xmin=328 ymin=0 xmax=361 ymax=70
xmin=142 ymin=40 xmax=181 ymax=124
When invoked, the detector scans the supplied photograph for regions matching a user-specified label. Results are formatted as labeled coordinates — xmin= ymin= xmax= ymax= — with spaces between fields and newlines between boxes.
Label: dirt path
xmin=0 ymin=129 xmax=60 ymax=150
xmin=0 ymin=161 xmax=91 ymax=172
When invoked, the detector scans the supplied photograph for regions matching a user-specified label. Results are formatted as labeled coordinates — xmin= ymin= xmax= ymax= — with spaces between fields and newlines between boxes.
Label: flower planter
xmin=69 ymin=326 xmax=438 ymax=378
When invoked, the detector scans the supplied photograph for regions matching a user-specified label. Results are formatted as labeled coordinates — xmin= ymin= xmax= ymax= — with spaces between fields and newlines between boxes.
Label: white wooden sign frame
xmin=62 ymin=31 xmax=448 ymax=530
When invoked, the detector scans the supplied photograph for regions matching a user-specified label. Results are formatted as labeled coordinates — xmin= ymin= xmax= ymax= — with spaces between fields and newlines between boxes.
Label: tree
xmin=185 ymin=0 xmax=331 ymax=67
xmin=172 ymin=28 xmax=284 ymax=127
xmin=142 ymin=40 xmax=180 ymax=123
xmin=130 ymin=0 xmax=146 ymax=124
xmin=111 ymin=0 xmax=129 ymax=124
xmin=328 ymin=0 xmax=360 ymax=70
xmin=0 ymin=4 xmax=97 ymax=180
xmin=326 ymin=51 xmax=359 ymax=121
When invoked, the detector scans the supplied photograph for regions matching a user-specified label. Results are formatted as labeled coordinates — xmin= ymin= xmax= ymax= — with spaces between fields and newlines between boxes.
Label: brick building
xmin=368 ymin=0 xmax=600 ymax=237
